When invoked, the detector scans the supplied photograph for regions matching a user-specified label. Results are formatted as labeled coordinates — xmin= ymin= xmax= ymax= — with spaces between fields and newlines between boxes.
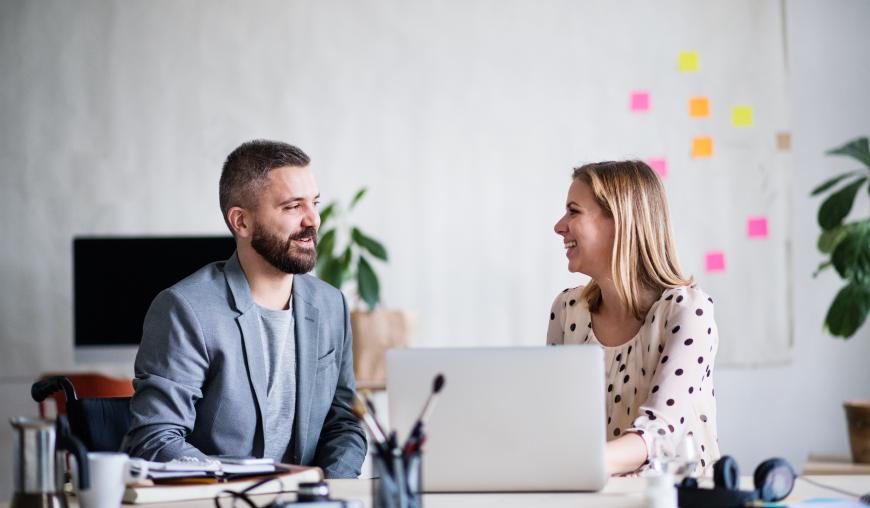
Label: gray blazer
xmin=122 ymin=253 xmax=366 ymax=478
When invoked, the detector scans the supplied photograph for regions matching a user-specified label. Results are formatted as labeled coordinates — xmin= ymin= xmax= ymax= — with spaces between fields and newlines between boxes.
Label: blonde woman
xmin=548 ymin=161 xmax=720 ymax=476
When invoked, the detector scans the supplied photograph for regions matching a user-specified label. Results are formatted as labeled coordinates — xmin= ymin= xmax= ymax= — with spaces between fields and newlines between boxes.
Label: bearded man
xmin=123 ymin=140 xmax=366 ymax=478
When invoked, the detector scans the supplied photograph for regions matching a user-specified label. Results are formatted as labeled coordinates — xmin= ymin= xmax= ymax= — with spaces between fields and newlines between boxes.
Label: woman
xmin=548 ymin=160 xmax=720 ymax=476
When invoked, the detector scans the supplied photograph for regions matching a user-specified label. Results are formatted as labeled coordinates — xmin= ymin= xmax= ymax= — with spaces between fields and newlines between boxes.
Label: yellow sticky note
xmin=678 ymin=51 xmax=699 ymax=72
xmin=691 ymin=137 xmax=714 ymax=158
xmin=689 ymin=97 xmax=710 ymax=118
xmin=732 ymin=105 xmax=753 ymax=127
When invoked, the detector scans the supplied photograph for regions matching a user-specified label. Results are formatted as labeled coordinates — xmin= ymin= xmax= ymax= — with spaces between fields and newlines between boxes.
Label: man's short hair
xmin=219 ymin=140 xmax=310 ymax=231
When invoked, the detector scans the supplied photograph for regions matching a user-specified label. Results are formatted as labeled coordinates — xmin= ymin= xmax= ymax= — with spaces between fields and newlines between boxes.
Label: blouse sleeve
xmin=547 ymin=290 xmax=567 ymax=345
xmin=627 ymin=288 xmax=718 ymax=459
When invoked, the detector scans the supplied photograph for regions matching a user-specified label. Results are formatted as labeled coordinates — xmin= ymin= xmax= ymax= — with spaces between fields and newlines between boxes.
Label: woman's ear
xmin=227 ymin=207 xmax=251 ymax=239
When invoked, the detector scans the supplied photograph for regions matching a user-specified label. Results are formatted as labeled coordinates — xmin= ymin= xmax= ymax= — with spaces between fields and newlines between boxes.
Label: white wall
xmin=713 ymin=0 xmax=870 ymax=470
xmin=0 ymin=0 xmax=868 ymax=500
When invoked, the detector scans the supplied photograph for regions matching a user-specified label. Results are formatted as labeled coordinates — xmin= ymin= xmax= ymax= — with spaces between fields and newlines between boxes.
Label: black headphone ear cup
xmin=713 ymin=456 xmax=740 ymax=490
xmin=754 ymin=458 xmax=796 ymax=502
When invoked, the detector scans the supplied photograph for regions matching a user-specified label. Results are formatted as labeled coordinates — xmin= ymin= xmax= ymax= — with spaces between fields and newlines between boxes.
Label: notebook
xmin=387 ymin=346 xmax=607 ymax=492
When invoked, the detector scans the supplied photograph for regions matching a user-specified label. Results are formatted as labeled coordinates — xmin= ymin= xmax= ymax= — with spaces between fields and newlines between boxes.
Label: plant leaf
xmin=812 ymin=260 xmax=832 ymax=278
xmin=319 ymin=202 xmax=337 ymax=227
xmin=318 ymin=257 xmax=345 ymax=290
xmin=817 ymin=176 xmax=867 ymax=230
xmin=817 ymin=223 xmax=853 ymax=254
xmin=826 ymin=137 xmax=870 ymax=168
xmin=831 ymin=221 xmax=870 ymax=284
xmin=824 ymin=282 xmax=870 ymax=338
xmin=356 ymin=255 xmax=380 ymax=310
xmin=351 ymin=227 xmax=389 ymax=261
xmin=810 ymin=171 xmax=860 ymax=196
xmin=317 ymin=228 xmax=337 ymax=258
xmin=349 ymin=188 xmax=368 ymax=210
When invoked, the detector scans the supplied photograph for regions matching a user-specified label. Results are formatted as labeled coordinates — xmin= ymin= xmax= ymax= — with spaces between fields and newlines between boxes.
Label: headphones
xmin=677 ymin=455 xmax=796 ymax=507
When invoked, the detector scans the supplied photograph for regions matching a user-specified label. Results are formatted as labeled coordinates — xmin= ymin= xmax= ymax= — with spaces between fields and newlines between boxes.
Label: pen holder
xmin=372 ymin=450 xmax=422 ymax=508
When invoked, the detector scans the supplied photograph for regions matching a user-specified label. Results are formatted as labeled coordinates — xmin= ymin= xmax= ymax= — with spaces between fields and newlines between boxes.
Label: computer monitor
xmin=73 ymin=236 xmax=236 ymax=363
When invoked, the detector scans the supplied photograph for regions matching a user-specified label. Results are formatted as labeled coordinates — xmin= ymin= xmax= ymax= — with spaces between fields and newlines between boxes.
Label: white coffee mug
xmin=72 ymin=452 xmax=149 ymax=508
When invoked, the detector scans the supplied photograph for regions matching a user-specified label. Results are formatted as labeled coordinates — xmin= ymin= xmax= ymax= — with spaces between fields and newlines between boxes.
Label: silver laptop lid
xmin=386 ymin=346 xmax=607 ymax=492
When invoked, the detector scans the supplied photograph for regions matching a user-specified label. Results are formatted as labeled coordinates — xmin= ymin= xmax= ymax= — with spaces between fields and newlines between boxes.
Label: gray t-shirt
xmin=255 ymin=299 xmax=297 ymax=462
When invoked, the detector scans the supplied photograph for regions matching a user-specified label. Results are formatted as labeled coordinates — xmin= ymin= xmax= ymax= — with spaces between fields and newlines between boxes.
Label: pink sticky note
xmin=705 ymin=251 xmax=726 ymax=273
xmin=647 ymin=158 xmax=667 ymax=178
xmin=630 ymin=91 xmax=650 ymax=112
xmin=747 ymin=216 xmax=768 ymax=238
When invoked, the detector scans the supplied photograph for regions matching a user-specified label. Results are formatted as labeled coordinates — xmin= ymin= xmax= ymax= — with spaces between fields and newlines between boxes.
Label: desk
xmin=2 ymin=476 xmax=868 ymax=507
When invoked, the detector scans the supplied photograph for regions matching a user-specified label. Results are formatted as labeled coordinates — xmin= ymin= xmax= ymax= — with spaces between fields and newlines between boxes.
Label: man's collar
xmin=226 ymin=251 xmax=311 ymax=313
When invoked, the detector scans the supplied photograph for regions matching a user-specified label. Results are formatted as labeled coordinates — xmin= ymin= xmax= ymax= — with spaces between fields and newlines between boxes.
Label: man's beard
xmin=251 ymin=223 xmax=318 ymax=274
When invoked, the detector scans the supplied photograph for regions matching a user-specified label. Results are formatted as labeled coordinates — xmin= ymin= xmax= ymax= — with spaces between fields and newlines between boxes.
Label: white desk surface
xmin=4 ymin=475 xmax=868 ymax=508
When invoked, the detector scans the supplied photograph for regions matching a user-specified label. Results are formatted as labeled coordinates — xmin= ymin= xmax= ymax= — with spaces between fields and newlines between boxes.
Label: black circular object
xmin=754 ymin=458 xmax=796 ymax=502
xmin=713 ymin=455 xmax=740 ymax=490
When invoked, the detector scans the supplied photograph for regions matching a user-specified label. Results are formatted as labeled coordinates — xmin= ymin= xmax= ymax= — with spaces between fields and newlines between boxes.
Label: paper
xmin=777 ymin=132 xmax=791 ymax=151
xmin=705 ymin=251 xmax=726 ymax=273
xmin=747 ymin=216 xmax=768 ymax=238
xmin=630 ymin=91 xmax=650 ymax=112
xmin=689 ymin=97 xmax=710 ymax=118
xmin=691 ymin=137 xmax=714 ymax=158
xmin=647 ymin=158 xmax=668 ymax=179
xmin=732 ymin=105 xmax=753 ymax=126
xmin=678 ymin=51 xmax=699 ymax=72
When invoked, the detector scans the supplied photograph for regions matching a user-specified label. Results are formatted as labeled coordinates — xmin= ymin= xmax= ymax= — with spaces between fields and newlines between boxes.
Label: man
xmin=123 ymin=140 xmax=366 ymax=478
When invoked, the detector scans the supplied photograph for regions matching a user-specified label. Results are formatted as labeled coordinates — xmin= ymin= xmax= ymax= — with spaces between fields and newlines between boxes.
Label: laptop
xmin=386 ymin=346 xmax=607 ymax=492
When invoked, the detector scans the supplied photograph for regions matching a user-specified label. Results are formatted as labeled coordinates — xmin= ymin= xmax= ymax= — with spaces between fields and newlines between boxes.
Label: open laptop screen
xmin=387 ymin=346 xmax=607 ymax=492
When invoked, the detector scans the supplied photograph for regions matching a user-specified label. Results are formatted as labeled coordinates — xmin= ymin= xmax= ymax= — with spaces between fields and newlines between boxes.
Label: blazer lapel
xmin=224 ymin=253 xmax=268 ymax=455
xmin=292 ymin=276 xmax=320 ymax=462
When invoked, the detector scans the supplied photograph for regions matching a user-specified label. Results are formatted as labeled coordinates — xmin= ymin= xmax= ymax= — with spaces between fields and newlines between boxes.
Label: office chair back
xmin=31 ymin=376 xmax=133 ymax=453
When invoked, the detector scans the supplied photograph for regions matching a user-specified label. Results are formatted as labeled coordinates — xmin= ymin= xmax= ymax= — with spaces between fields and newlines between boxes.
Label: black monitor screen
xmin=74 ymin=236 xmax=236 ymax=346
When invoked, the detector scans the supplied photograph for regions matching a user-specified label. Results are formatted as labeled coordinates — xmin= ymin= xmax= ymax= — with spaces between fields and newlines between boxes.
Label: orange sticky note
xmin=689 ymin=97 xmax=710 ymax=118
xmin=691 ymin=137 xmax=714 ymax=158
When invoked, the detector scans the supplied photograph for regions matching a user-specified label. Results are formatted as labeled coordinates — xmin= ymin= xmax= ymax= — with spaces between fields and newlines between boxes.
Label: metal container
xmin=10 ymin=417 xmax=67 ymax=508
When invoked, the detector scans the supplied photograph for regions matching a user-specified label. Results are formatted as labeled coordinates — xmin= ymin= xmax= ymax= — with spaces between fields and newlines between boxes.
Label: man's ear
xmin=227 ymin=207 xmax=252 ymax=239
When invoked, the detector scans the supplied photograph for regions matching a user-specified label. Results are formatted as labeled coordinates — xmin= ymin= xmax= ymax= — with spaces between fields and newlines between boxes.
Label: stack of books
xmin=123 ymin=459 xmax=323 ymax=504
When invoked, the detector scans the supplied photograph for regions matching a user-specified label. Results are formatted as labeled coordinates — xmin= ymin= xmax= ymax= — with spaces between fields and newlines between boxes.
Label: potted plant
xmin=316 ymin=188 xmax=415 ymax=387
xmin=810 ymin=136 xmax=870 ymax=463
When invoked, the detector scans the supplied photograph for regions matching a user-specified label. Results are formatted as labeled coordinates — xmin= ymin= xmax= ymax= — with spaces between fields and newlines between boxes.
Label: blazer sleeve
xmin=311 ymin=292 xmax=368 ymax=478
xmin=122 ymin=289 xmax=211 ymax=461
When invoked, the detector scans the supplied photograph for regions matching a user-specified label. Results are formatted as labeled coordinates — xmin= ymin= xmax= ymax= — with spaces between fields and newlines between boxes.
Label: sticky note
xmin=747 ymin=217 xmax=769 ymax=238
xmin=732 ymin=105 xmax=753 ymax=127
xmin=630 ymin=91 xmax=650 ymax=112
xmin=705 ymin=251 xmax=726 ymax=273
xmin=689 ymin=97 xmax=710 ymax=118
xmin=776 ymin=132 xmax=791 ymax=151
xmin=647 ymin=158 xmax=668 ymax=179
xmin=678 ymin=51 xmax=699 ymax=72
xmin=691 ymin=137 xmax=714 ymax=158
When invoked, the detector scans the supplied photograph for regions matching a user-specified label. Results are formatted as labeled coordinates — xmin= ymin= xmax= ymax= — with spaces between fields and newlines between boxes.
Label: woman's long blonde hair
xmin=574 ymin=161 xmax=692 ymax=319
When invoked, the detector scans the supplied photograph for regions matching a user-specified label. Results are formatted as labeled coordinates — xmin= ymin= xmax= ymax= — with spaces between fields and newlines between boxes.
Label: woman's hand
xmin=605 ymin=431 xmax=648 ymax=476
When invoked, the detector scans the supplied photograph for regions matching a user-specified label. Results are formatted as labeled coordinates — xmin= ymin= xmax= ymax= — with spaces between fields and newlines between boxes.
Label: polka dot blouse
xmin=547 ymin=285 xmax=721 ymax=475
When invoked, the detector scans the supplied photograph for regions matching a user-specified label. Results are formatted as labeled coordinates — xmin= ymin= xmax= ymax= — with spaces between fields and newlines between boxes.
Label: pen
xmin=403 ymin=373 xmax=445 ymax=457
xmin=360 ymin=390 xmax=389 ymax=442
xmin=351 ymin=397 xmax=390 ymax=460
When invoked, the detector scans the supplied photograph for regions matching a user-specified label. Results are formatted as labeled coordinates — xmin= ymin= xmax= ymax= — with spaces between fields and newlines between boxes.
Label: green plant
xmin=811 ymin=137 xmax=870 ymax=338
xmin=315 ymin=187 xmax=389 ymax=310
